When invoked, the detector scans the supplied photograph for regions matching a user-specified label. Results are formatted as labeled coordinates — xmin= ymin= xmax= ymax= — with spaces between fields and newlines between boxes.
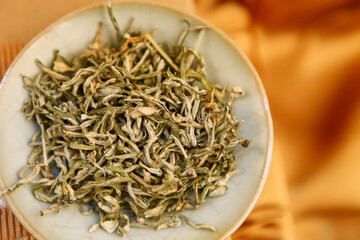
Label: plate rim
xmin=0 ymin=1 xmax=274 ymax=239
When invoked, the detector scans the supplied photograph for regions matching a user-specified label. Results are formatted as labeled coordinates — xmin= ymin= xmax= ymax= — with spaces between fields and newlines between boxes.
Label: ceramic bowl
xmin=0 ymin=1 xmax=273 ymax=239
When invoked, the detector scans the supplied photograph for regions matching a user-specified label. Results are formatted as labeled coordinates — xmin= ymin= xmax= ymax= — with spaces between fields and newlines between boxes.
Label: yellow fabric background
xmin=1 ymin=0 xmax=360 ymax=239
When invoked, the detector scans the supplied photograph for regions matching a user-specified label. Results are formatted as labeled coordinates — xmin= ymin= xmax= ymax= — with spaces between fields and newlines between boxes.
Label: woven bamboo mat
xmin=0 ymin=206 xmax=35 ymax=240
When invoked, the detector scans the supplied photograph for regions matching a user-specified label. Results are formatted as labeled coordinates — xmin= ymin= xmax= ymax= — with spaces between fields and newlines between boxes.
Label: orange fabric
xmin=1 ymin=0 xmax=360 ymax=239
xmin=195 ymin=0 xmax=360 ymax=239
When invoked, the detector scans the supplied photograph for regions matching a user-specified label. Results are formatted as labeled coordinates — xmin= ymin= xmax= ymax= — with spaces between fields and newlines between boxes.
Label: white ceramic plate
xmin=0 ymin=1 xmax=273 ymax=240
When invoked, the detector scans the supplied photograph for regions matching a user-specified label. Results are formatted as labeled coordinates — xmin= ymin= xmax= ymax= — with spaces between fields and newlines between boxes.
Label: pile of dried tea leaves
xmin=0 ymin=5 xmax=250 ymax=237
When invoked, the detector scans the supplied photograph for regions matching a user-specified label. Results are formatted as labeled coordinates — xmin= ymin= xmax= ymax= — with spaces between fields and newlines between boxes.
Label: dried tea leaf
xmin=129 ymin=107 xmax=159 ymax=119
